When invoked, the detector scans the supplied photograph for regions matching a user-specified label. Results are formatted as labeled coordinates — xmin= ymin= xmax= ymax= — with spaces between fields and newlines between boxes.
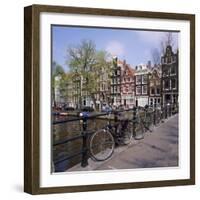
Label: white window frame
xmin=142 ymin=85 xmax=147 ymax=94
xmin=142 ymin=74 xmax=148 ymax=84
xmin=136 ymin=86 xmax=141 ymax=95
xmin=136 ymin=75 xmax=141 ymax=84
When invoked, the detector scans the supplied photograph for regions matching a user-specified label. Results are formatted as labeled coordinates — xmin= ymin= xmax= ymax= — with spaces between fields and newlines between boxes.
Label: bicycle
xmin=133 ymin=106 xmax=153 ymax=140
xmin=88 ymin=110 xmax=133 ymax=162
xmin=154 ymin=106 xmax=163 ymax=126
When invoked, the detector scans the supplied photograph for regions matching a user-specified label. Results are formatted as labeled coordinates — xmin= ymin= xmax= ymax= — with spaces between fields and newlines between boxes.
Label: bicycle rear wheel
xmin=134 ymin=122 xmax=145 ymax=140
xmin=155 ymin=110 xmax=161 ymax=126
xmin=89 ymin=129 xmax=115 ymax=161
xmin=144 ymin=112 xmax=154 ymax=132
xmin=119 ymin=121 xmax=133 ymax=145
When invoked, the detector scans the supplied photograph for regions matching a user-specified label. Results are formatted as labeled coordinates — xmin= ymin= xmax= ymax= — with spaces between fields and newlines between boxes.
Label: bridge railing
xmin=52 ymin=103 xmax=178 ymax=172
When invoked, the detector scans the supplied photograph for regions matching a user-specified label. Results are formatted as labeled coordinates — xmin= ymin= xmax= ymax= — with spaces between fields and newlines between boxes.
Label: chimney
xmin=123 ymin=59 xmax=126 ymax=65
xmin=147 ymin=60 xmax=151 ymax=69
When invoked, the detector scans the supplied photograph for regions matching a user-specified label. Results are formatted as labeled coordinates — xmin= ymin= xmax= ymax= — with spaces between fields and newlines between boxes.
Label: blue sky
xmin=52 ymin=25 xmax=179 ymax=72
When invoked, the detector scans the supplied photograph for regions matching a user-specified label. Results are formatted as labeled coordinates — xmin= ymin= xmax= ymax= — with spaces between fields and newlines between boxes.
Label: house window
xmin=158 ymin=98 xmax=161 ymax=104
xmin=151 ymin=88 xmax=155 ymax=95
xmin=163 ymin=67 xmax=169 ymax=76
xmin=164 ymin=80 xmax=170 ymax=89
xmin=171 ymin=79 xmax=176 ymax=89
xmin=171 ymin=65 xmax=176 ymax=75
xmin=136 ymin=75 xmax=141 ymax=84
xmin=172 ymin=56 xmax=177 ymax=62
xmin=173 ymin=95 xmax=177 ymax=103
xmin=102 ymin=84 xmax=104 ymax=90
xmin=142 ymin=75 xmax=148 ymax=84
xmin=142 ymin=85 xmax=147 ymax=94
xmin=114 ymin=86 xmax=117 ymax=92
xmin=150 ymin=98 xmax=153 ymax=106
xmin=167 ymin=57 xmax=171 ymax=63
xmin=156 ymin=88 xmax=160 ymax=95
xmin=136 ymin=86 xmax=141 ymax=95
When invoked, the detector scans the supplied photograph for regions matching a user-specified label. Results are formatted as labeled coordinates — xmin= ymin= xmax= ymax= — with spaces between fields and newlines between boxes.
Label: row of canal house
xmin=55 ymin=45 xmax=178 ymax=109
xmin=111 ymin=45 xmax=179 ymax=108
xmin=111 ymin=58 xmax=161 ymax=108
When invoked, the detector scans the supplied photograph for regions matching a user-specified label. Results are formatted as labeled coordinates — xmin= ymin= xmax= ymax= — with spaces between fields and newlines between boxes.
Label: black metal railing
xmin=52 ymin=103 xmax=178 ymax=172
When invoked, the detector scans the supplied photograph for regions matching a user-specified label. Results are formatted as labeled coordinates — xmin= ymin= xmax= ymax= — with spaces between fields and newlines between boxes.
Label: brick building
xmin=149 ymin=66 xmax=161 ymax=107
xmin=121 ymin=61 xmax=135 ymax=108
xmin=161 ymin=45 xmax=179 ymax=106
xmin=135 ymin=64 xmax=150 ymax=107
xmin=110 ymin=57 xmax=122 ymax=106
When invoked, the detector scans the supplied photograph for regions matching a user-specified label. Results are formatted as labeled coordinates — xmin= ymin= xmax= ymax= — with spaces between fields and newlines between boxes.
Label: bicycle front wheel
xmin=89 ymin=129 xmax=115 ymax=161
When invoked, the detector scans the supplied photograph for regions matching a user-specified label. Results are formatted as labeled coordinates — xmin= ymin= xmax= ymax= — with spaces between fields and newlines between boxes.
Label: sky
xmin=52 ymin=25 xmax=179 ymax=72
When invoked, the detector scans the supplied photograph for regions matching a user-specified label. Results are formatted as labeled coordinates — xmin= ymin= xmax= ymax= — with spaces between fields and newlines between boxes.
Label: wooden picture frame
xmin=24 ymin=4 xmax=195 ymax=194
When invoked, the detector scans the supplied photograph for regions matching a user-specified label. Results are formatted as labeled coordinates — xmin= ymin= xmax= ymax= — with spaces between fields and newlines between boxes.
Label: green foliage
xmin=66 ymin=40 xmax=112 ymax=109
xmin=67 ymin=39 xmax=96 ymax=73
xmin=52 ymin=62 xmax=66 ymax=107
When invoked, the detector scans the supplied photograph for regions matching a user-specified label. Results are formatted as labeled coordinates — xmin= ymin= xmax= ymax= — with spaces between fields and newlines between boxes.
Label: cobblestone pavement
xmin=68 ymin=114 xmax=178 ymax=172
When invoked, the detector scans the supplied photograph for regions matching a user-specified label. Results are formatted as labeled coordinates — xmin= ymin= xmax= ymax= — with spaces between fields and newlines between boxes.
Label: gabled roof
xmin=149 ymin=67 xmax=161 ymax=79
xmin=122 ymin=64 xmax=135 ymax=77
xmin=117 ymin=59 xmax=124 ymax=65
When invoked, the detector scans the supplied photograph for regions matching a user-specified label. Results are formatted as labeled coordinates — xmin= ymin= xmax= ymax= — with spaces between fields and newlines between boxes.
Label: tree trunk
xmin=52 ymin=88 xmax=56 ymax=109
xmin=91 ymin=94 xmax=97 ymax=111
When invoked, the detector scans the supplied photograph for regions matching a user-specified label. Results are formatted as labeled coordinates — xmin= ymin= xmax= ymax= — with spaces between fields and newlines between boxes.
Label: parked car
xmin=63 ymin=106 xmax=75 ymax=111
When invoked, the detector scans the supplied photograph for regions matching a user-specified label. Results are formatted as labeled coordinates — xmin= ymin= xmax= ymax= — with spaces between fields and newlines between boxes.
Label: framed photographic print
xmin=24 ymin=4 xmax=195 ymax=194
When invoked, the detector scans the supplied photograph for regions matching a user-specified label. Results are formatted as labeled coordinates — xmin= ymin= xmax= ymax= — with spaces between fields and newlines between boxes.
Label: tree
xmin=67 ymin=40 xmax=112 ymax=110
xmin=151 ymin=32 xmax=177 ymax=64
xmin=67 ymin=39 xmax=96 ymax=73
xmin=52 ymin=62 xmax=65 ymax=108
xmin=85 ymin=50 xmax=112 ymax=109
xmin=151 ymin=48 xmax=161 ymax=65
xmin=57 ymin=73 xmax=74 ymax=107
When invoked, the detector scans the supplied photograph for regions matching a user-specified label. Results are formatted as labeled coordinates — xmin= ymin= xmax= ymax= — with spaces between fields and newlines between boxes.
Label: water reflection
xmin=52 ymin=114 xmax=108 ymax=172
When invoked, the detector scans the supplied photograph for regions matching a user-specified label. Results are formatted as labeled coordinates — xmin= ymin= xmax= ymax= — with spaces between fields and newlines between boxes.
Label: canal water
xmin=52 ymin=114 xmax=109 ymax=172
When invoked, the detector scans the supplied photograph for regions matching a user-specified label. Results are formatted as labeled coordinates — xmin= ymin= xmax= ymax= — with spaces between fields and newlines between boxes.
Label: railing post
xmin=132 ymin=106 xmax=137 ymax=138
xmin=161 ymin=104 xmax=163 ymax=121
xmin=114 ymin=111 xmax=118 ymax=135
xmin=153 ymin=104 xmax=156 ymax=126
xmin=144 ymin=107 xmax=148 ymax=132
xmin=167 ymin=103 xmax=170 ymax=118
xmin=81 ymin=115 xmax=88 ymax=167
xmin=165 ymin=104 xmax=168 ymax=119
